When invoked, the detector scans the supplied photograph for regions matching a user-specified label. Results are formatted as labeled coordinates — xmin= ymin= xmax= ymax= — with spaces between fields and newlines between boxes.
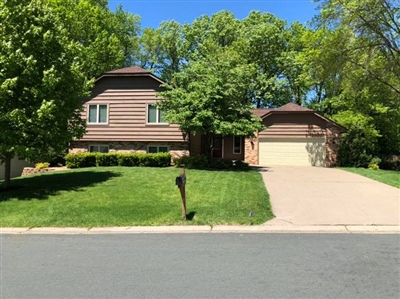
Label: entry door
xmin=212 ymin=135 xmax=223 ymax=158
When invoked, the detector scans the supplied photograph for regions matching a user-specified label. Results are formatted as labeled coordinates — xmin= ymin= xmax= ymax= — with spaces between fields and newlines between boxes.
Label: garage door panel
xmin=259 ymin=137 xmax=326 ymax=166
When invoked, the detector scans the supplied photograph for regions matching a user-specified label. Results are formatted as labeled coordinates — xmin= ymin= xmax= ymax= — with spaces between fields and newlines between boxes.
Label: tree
xmin=158 ymin=12 xmax=264 ymax=158
xmin=0 ymin=0 xmax=91 ymax=188
xmin=48 ymin=0 xmax=141 ymax=78
xmin=316 ymin=0 xmax=400 ymax=95
xmin=136 ymin=21 xmax=185 ymax=82
xmin=240 ymin=11 xmax=288 ymax=108
xmin=309 ymin=0 xmax=400 ymax=162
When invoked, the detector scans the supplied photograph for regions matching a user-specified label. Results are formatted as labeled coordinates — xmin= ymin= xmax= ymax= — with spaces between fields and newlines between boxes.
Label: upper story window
xmin=233 ymin=136 xmax=242 ymax=154
xmin=88 ymin=104 xmax=108 ymax=124
xmin=147 ymin=104 xmax=166 ymax=124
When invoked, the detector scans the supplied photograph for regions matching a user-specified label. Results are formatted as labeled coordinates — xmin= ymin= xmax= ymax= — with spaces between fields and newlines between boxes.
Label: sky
xmin=108 ymin=0 xmax=321 ymax=29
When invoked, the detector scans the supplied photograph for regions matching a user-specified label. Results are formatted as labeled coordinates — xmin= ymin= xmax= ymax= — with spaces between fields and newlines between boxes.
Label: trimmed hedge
xmin=65 ymin=152 xmax=171 ymax=168
xmin=65 ymin=153 xmax=97 ymax=168
xmin=173 ymin=155 xmax=250 ymax=170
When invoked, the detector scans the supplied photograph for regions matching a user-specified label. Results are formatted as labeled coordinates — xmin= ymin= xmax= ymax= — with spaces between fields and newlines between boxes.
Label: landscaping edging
xmin=22 ymin=167 xmax=69 ymax=176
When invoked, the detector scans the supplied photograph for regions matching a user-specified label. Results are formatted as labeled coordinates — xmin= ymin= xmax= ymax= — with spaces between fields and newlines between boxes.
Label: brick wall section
xmin=69 ymin=141 xmax=189 ymax=160
xmin=325 ymin=125 xmax=341 ymax=167
xmin=244 ymin=134 xmax=258 ymax=165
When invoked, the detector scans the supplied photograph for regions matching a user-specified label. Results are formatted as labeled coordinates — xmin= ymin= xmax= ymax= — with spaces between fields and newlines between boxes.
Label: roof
xmin=251 ymin=108 xmax=271 ymax=118
xmin=96 ymin=66 xmax=165 ymax=84
xmin=274 ymin=102 xmax=313 ymax=112
xmin=105 ymin=66 xmax=150 ymax=74
xmin=251 ymin=102 xmax=346 ymax=131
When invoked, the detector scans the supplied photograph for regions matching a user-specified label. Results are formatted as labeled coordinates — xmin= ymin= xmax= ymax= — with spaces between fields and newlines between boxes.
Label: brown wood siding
xmin=223 ymin=136 xmax=244 ymax=160
xmin=78 ymin=76 xmax=184 ymax=142
xmin=259 ymin=113 xmax=326 ymax=138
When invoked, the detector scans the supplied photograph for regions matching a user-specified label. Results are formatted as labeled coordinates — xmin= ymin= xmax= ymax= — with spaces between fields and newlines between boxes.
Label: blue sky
xmin=108 ymin=0 xmax=320 ymax=28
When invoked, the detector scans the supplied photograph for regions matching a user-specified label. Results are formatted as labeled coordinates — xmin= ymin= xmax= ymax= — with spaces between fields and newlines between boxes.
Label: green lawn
xmin=0 ymin=167 xmax=272 ymax=227
xmin=341 ymin=168 xmax=400 ymax=188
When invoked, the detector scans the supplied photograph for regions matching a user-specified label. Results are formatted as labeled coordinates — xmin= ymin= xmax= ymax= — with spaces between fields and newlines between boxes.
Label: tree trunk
xmin=201 ymin=133 xmax=213 ymax=159
xmin=3 ymin=156 xmax=11 ymax=189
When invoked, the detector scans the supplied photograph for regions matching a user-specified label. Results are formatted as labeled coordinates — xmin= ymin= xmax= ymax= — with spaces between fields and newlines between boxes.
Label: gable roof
xmin=252 ymin=103 xmax=346 ymax=131
xmin=251 ymin=108 xmax=271 ymax=118
xmin=95 ymin=66 xmax=165 ymax=84
xmin=274 ymin=102 xmax=313 ymax=112
xmin=105 ymin=66 xmax=150 ymax=74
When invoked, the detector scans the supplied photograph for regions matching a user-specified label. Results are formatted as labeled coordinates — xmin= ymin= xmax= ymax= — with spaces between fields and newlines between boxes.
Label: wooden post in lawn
xmin=176 ymin=164 xmax=186 ymax=219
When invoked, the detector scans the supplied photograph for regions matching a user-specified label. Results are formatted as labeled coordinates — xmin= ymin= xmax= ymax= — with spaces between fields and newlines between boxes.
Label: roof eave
xmin=95 ymin=72 xmax=165 ymax=84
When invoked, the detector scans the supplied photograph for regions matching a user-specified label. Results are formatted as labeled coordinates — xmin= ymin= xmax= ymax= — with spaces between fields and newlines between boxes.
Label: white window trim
xmin=147 ymin=145 xmax=169 ymax=153
xmin=88 ymin=145 xmax=109 ymax=153
xmin=87 ymin=104 xmax=109 ymax=125
xmin=146 ymin=104 xmax=167 ymax=124
xmin=233 ymin=136 xmax=242 ymax=154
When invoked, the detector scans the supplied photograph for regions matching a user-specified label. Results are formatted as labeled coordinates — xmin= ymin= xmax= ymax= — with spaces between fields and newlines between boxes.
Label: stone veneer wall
xmin=244 ymin=133 xmax=258 ymax=165
xmin=325 ymin=125 xmax=342 ymax=167
xmin=69 ymin=141 xmax=189 ymax=160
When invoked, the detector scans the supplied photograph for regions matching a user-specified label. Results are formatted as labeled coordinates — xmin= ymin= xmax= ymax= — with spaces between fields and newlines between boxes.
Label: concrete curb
xmin=1 ymin=225 xmax=399 ymax=234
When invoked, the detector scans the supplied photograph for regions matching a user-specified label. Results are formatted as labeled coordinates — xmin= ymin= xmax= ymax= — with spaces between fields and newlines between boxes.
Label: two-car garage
xmin=258 ymin=137 xmax=326 ymax=167
xmin=250 ymin=103 xmax=344 ymax=167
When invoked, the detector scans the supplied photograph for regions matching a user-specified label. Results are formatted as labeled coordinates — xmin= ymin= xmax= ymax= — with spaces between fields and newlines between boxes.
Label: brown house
xmin=69 ymin=66 xmax=189 ymax=158
xmin=70 ymin=66 xmax=345 ymax=167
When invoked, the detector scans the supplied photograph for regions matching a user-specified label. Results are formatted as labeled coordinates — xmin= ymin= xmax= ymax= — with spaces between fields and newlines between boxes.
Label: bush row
xmin=380 ymin=160 xmax=400 ymax=171
xmin=65 ymin=152 xmax=171 ymax=168
xmin=173 ymin=155 xmax=250 ymax=170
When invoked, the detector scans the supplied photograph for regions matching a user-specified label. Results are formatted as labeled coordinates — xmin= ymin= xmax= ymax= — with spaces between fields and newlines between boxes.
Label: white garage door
xmin=259 ymin=137 xmax=326 ymax=166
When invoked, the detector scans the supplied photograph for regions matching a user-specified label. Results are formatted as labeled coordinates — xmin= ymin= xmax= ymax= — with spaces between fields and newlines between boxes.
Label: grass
xmin=341 ymin=167 xmax=400 ymax=188
xmin=0 ymin=167 xmax=272 ymax=227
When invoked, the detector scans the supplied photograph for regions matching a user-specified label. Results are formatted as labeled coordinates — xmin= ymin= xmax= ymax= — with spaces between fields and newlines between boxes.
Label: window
xmin=233 ymin=136 xmax=242 ymax=154
xmin=89 ymin=145 xmax=109 ymax=153
xmin=147 ymin=104 xmax=166 ymax=124
xmin=148 ymin=146 xmax=169 ymax=153
xmin=88 ymin=104 xmax=108 ymax=124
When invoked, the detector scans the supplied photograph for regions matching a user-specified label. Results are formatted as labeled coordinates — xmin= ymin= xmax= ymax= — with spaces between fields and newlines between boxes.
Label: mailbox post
xmin=175 ymin=164 xmax=186 ymax=219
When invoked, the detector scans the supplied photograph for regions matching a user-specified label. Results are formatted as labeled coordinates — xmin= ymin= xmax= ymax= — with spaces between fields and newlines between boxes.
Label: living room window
xmin=88 ymin=104 xmax=108 ymax=124
xmin=89 ymin=145 xmax=109 ymax=153
xmin=147 ymin=104 xmax=166 ymax=124
xmin=233 ymin=136 xmax=242 ymax=154
xmin=148 ymin=146 xmax=169 ymax=153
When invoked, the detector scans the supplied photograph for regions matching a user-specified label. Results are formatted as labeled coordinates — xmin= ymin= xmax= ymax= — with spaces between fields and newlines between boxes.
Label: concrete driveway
xmin=261 ymin=166 xmax=400 ymax=226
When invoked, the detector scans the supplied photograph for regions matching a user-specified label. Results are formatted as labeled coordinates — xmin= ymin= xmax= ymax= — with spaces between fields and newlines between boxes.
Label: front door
xmin=212 ymin=135 xmax=223 ymax=158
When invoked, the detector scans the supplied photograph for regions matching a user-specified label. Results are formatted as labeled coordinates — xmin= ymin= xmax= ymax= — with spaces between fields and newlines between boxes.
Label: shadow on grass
xmin=186 ymin=211 xmax=196 ymax=221
xmin=0 ymin=170 xmax=121 ymax=202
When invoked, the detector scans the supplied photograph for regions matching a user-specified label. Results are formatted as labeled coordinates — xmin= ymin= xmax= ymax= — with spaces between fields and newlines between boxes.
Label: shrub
xmin=65 ymin=153 xmax=97 ymax=168
xmin=35 ymin=162 xmax=50 ymax=170
xmin=233 ymin=160 xmax=250 ymax=170
xmin=49 ymin=155 xmax=66 ymax=167
xmin=96 ymin=153 xmax=119 ymax=166
xmin=138 ymin=153 xmax=171 ymax=167
xmin=65 ymin=152 xmax=171 ymax=168
xmin=337 ymin=127 xmax=379 ymax=167
xmin=368 ymin=157 xmax=381 ymax=170
xmin=173 ymin=155 xmax=209 ymax=169
xmin=117 ymin=154 xmax=140 ymax=166
xmin=380 ymin=157 xmax=400 ymax=170
xmin=208 ymin=158 xmax=233 ymax=169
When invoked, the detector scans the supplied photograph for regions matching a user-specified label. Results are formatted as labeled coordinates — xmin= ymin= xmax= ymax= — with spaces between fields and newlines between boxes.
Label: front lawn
xmin=0 ymin=167 xmax=272 ymax=227
xmin=341 ymin=168 xmax=399 ymax=188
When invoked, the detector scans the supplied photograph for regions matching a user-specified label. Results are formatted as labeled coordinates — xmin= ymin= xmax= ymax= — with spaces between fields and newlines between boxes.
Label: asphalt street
xmin=1 ymin=233 xmax=399 ymax=299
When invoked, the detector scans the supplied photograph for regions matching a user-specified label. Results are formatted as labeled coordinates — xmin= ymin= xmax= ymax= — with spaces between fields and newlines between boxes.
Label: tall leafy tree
xmin=158 ymin=12 xmax=264 ymax=157
xmin=0 ymin=0 xmax=91 ymax=188
xmin=309 ymin=0 xmax=400 ymax=164
xmin=48 ymin=0 xmax=141 ymax=78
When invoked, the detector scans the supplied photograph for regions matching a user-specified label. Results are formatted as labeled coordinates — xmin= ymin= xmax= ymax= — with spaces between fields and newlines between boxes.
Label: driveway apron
xmin=261 ymin=166 xmax=400 ymax=226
